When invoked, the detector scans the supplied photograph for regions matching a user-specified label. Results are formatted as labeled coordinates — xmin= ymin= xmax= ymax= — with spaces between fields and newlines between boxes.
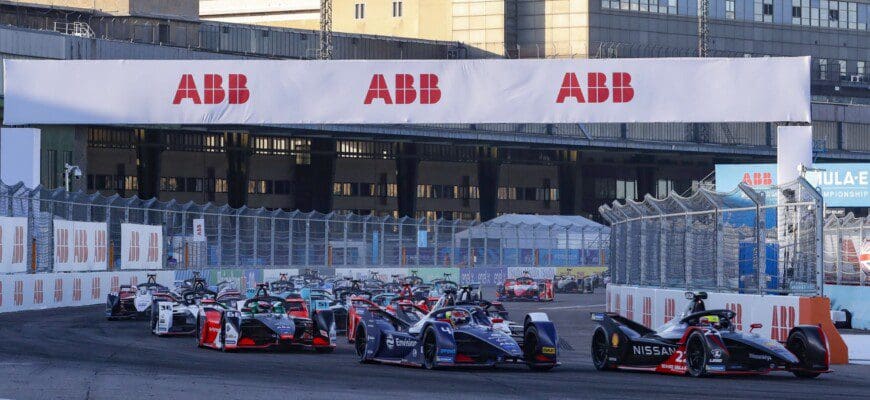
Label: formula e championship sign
xmin=2 ymin=57 xmax=810 ymax=125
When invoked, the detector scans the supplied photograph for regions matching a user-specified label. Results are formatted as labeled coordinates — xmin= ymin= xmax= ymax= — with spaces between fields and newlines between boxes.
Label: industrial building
xmin=0 ymin=0 xmax=868 ymax=222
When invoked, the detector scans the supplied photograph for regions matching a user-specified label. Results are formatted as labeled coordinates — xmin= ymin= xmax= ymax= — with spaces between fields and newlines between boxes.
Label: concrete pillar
xmin=294 ymin=138 xmax=335 ymax=213
xmin=477 ymin=146 xmax=500 ymax=221
xmin=557 ymin=149 xmax=582 ymax=215
xmin=225 ymin=132 xmax=251 ymax=209
xmin=395 ymin=142 xmax=419 ymax=218
xmin=136 ymin=129 xmax=165 ymax=200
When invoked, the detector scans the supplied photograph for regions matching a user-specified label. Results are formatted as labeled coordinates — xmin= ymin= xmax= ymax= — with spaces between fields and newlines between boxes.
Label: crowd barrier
xmin=606 ymin=284 xmax=848 ymax=364
xmin=827 ymin=284 xmax=870 ymax=330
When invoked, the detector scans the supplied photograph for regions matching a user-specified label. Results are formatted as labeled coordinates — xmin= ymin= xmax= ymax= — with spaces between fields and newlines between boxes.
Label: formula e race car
xmin=195 ymin=284 xmax=336 ymax=352
xmin=106 ymin=274 xmax=170 ymax=320
xmin=496 ymin=274 xmax=555 ymax=302
xmin=554 ymin=273 xmax=594 ymax=294
xmin=151 ymin=278 xmax=217 ymax=336
xmin=591 ymin=292 xmax=831 ymax=378
xmin=353 ymin=303 xmax=560 ymax=370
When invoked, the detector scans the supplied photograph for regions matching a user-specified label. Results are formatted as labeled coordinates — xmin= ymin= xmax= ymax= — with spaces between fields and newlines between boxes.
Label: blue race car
xmin=353 ymin=304 xmax=559 ymax=370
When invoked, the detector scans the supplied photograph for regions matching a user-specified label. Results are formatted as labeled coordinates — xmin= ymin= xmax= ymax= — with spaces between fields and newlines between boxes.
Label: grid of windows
xmin=337 ymin=141 xmax=394 ymax=159
xmin=247 ymin=180 xmax=292 ymax=195
xmin=497 ymin=187 xmax=559 ymax=201
xmin=417 ymin=184 xmax=480 ymax=200
xmin=333 ymin=182 xmax=396 ymax=197
xmin=601 ymin=0 xmax=869 ymax=30
xmin=594 ymin=178 xmax=638 ymax=201
xmin=87 ymin=175 xmax=137 ymax=191
xmin=87 ymin=128 xmax=138 ymax=149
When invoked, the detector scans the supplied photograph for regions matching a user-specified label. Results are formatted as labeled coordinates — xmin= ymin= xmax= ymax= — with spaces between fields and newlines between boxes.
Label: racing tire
xmin=220 ymin=316 xmax=236 ymax=353
xmin=591 ymin=328 xmax=613 ymax=371
xmin=787 ymin=331 xmax=821 ymax=379
xmin=354 ymin=324 xmax=371 ymax=363
xmin=149 ymin=301 xmax=158 ymax=335
xmin=422 ymin=327 xmax=440 ymax=370
xmin=196 ymin=317 xmax=205 ymax=348
xmin=685 ymin=332 xmax=708 ymax=378
xmin=524 ymin=326 xmax=555 ymax=371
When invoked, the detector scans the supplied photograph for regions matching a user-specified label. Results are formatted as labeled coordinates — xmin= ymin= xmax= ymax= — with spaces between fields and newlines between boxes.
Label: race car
xmin=195 ymin=284 xmax=336 ymax=353
xmin=353 ymin=304 xmax=559 ymax=370
xmin=151 ymin=278 xmax=217 ymax=336
xmin=496 ymin=273 xmax=555 ymax=302
xmin=591 ymin=292 xmax=831 ymax=378
xmin=106 ymin=274 xmax=170 ymax=320
xmin=554 ymin=272 xmax=593 ymax=294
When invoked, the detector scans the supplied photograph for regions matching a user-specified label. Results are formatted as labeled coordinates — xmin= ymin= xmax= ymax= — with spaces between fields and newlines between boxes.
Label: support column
xmin=477 ymin=146 xmax=500 ymax=221
xmin=295 ymin=138 xmax=335 ymax=213
xmin=226 ymin=132 xmax=251 ymax=209
xmin=136 ymin=129 xmax=164 ymax=200
xmin=557 ymin=149 xmax=582 ymax=215
xmin=395 ymin=142 xmax=419 ymax=218
xmin=637 ymin=165 xmax=656 ymax=199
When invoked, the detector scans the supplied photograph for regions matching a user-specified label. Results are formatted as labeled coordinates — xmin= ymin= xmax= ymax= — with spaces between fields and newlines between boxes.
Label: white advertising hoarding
xmin=120 ymin=223 xmax=163 ymax=270
xmin=53 ymin=220 xmax=108 ymax=272
xmin=2 ymin=57 xmax=810 ymax=125
xmin=0 ymin=217 xmax=28 ymax=273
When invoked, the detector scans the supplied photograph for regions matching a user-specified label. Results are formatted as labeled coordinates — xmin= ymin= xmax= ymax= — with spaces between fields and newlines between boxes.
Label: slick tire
xmin=354 ymin=324 xmax=372 ymax=363
xmin=422 ymin=327 xmax=440 ymax=370
xmin=685 ymin=332 xmax=708 ymax=378
xmin=787 ymin=331 xmax=821 ymax=379
xmin=149 ymin=301 xmax=159 ymax=335
xmin=196 ymin=317 xmax=204 ymax=348
xmin=591 ymin=327 xmax=613 ymax=371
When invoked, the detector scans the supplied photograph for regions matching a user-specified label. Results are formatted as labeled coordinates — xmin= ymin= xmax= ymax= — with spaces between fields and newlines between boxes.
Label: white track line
xmin=538 ymin=303 xmax=606 ymax=310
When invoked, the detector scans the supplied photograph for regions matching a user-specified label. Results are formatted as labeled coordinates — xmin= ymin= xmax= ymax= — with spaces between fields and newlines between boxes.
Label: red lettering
xmin=364 ymin=74 xmax=393 ymax=104
xmin=395 ymin=74 xmax=417 ymax=104
xmin=587 ymin=73 xmax=609 ymax=103
xmin=204 ymin=74 xmax=225 ymax=104
xmin=556 ymin=73 xmax=586 ymax=103
xmin=762 ymin=172 xmax=773 ymax=185
xmin=172 ymin=74 xmax=201 ymax=104
xmin=612 ymin=72 xmax=634 ymax=103
xmin=229 ymin=74 xmax=250 ymax=104
xmin=420 ymin=74 xmax=441 ymax=104
xmin=742 ymin=172 xmax=752 ymax=185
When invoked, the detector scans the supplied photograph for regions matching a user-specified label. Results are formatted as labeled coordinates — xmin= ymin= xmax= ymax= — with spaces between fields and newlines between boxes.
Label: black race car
xmin=591 ymin=292 xmax=830 ymax=378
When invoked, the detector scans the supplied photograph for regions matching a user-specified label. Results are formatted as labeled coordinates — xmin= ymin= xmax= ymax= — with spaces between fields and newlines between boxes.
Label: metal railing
xmin=600 ymin=178 xmax=824 ymax=295
xmin=824 ymin=213 xmax=869 ymax=286
xmin=0 ymin=180 xmax=609 ymax=273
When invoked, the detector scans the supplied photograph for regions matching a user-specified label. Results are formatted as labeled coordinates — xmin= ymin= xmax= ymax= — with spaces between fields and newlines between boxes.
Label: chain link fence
xmin=825 ymin=213 xmax=870 ymax=286
xmin=600 ymin=178 xmax=824 ymax=295
xmin=0 ymin=181 xmax=609 ymax=273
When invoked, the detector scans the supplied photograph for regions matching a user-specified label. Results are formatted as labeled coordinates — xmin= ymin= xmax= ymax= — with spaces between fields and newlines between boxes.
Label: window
xmin=819 ymin=58 xmax=827 ymax=80
xmin=763 ymin=3 xmax=774 ymax=16
xmin=656 ymin=179 xmax=675 ymax=199
xmin=355 ymin=3 xmax=365 ymax=19
xmin=616 ymin=180 xmax=637 ymax=201
xmin=838 ymin=60 xmax=847 ymax=79
xmin=726 ymin=0 xmax=736 ymax=19
xmin=215 ymin=179 xmax=228 ymax=193
xmin=858 ymin=61 xmax=865 ymax=76
xmin=829 ymin=9 xmax=839 ymax=21
xmin=792 ymin=6 xmax=801 ymax=18
xmin=392 ymin=1 xmax=402 ymax=17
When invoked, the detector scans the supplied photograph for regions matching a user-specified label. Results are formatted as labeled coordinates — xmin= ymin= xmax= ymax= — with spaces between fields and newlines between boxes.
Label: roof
xmin=483 ymin=214 xmax=605 ymax=229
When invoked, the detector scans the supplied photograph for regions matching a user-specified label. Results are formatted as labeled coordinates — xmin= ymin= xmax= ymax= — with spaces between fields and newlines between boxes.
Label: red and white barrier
xmin=606 ymin=284 xmax=848 ymax=364
xmin=0 ymin=271 xmax=174 ymax=313
xmin=53 ymin=220 xmax=108 ymax=272
xmin=120 ymin=223 xmax=163 ymax=270
xmin=0 ymin=216 xmax=28 ymax=273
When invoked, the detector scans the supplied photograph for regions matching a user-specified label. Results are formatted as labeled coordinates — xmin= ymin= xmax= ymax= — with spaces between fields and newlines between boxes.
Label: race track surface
xmin=0 ymin=290 xmax=867 ymax=400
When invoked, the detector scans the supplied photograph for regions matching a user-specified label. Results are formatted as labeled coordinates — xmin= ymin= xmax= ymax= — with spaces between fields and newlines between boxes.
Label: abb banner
xmin=2 ymin=58 xmax=809 ymax=125
xmin=53 ymin=220 xmax=108 ymax=272
xmin=120 ymin=223 xmax=163 ymax=270
xmin=0 ymin=217 xmax=28 ymax=273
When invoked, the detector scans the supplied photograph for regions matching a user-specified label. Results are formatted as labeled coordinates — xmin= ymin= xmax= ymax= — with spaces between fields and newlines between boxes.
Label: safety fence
xmin=824 ymin=213 xmax=869 ymax=286
xmin=599 ymin=178 xmax=824 ymax=296
xmin=0 ymin=180 xmax=609 ymax=274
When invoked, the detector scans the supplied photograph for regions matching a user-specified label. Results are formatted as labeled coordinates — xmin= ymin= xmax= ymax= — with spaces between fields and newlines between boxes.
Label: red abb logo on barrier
xmin=664 ymin=298 xmax=676 ymax=324
xmin=725 ymin=302 xmax=744 ymax=331
xmin=56 ymin=228 xmax=69 ymax=263
xmin=13 ymin=280 xmax=23 ymax=306
xmin=614 ymin=294 xmax=621 ymax=315
xmin=12 ymin=225 xmax=24 ymax=264
xmin=742 ymin=172 xmax=773 ymax=186
xmin=111 ymin=276 xmax=120 ymax=293
xmin=72 ymin=278 xmax=82 ymax=302
xmin=173 ymin=74 xmax=250 ymax=105
xmin=147 ymin=232 xmax=159 ymax=263
xmin=626 ymin=294 xmax=634 ymax=320
xmin=54 ymin=278 xmax=63 ymax=303
xmin=129 ymin=231 xmax=140 ymax=262
xmin=771 ymin=305 xmax=796 ymax=340
xmin=130 ymin=276 xmax=139 ymax=286
xmin=642 ymin=296 xmax=652 ymax=328
xmin=556 ymin=72 xmax=634 ymax=103
xmin=74 ymin=229 xmax=89 ymax=263
xmin=94 ymin=230 xmax=107 ymax=263
xmin=92 ymin=277 xmax=101 ymax=300
xmin=364 ymin=74 xmax=441 ymax=105
xmin=33 ymin=279 xmax=44 ymax=305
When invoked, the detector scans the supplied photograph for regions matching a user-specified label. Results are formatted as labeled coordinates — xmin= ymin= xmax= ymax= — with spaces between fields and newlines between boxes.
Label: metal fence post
xmin=288 ymin=215 xmax=294 ymax=266
xmin=659 ymin=216 xmax=666 ymax=288
xmin=305 ymin=215 xmax=311 ymax=266
xmin=433 ymin=221 xmax=439 ymax=267
xmin=270 ymin=216 xmax=276 ymax=267
xmin=398 ymin=220 xmax=403 ymax=266
xmin=344 ymin=218 xmax=349 ymax=267
xmin=380 ymin=219 xmax=386 ymax=267
xmin=483 ymin=224 xmax=488 ymax=266
xmin=235 ymin=214 xmax=241 ymax=267
xmin=415 ymin=219 xmax=420 ymax=268
xmin=714 ymin=208 xmax=724 ymax=291
xmin=835 ymin=225 xmax=842 ymax=285
xmin=361 ymin=217 xmax=367 ymax=267
xmin=324 ymin=217 xmax=330 ymax=268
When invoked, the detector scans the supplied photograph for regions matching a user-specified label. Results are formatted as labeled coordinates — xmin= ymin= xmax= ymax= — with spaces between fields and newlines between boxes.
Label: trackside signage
xmin=2 ymin=58 xmax=810 ymax=125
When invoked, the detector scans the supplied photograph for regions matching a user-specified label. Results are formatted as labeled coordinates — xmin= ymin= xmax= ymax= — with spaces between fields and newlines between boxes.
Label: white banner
xmin=0 ymin=217 xmax=28 ymax=273
xmin=53 ymin=220 xmax=108 ymax=272
xmin=192 ymin=219 xmax=206 ymax=242
xmin=120 ymin=224 xmax=163 ymax=270
xmin=2 ymin=58 xmax=810 ymax=125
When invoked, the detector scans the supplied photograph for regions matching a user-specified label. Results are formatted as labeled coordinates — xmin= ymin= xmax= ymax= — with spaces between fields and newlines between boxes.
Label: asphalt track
xmin=0 ymin=290 xmax=868 ymax=400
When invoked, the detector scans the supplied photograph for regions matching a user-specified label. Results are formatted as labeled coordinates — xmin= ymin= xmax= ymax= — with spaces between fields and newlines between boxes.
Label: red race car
xmin=496 ymin=274 xmax=555 ymax=302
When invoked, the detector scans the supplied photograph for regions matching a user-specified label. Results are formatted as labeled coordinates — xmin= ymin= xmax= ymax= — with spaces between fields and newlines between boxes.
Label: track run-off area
xmin=0 ymin=290 xmax=867 ymax=400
